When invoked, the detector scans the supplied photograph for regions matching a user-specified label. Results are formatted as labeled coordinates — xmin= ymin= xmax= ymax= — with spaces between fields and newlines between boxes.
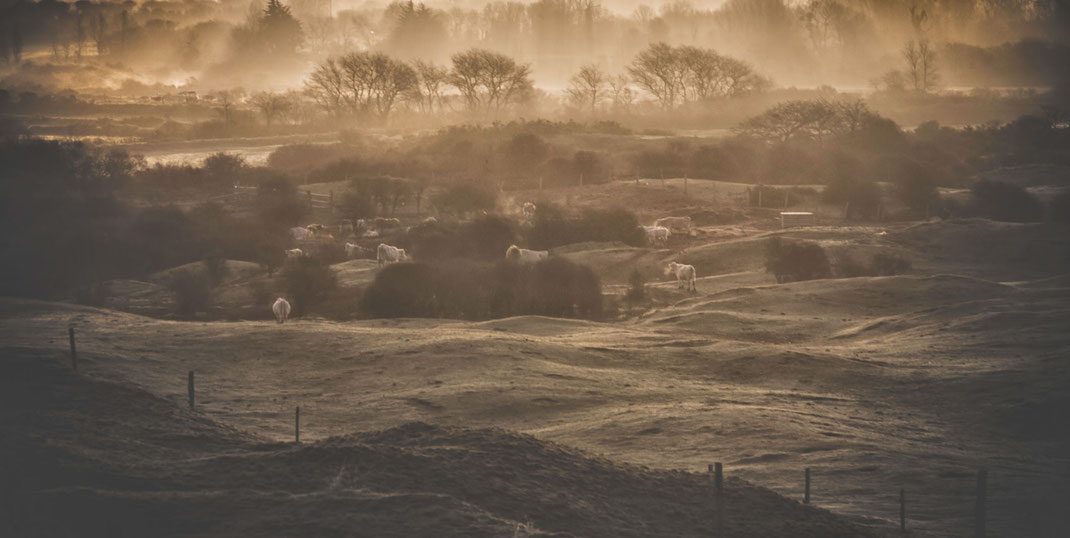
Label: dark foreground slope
xmin=1 ymin=353 xmax=871 ymax=537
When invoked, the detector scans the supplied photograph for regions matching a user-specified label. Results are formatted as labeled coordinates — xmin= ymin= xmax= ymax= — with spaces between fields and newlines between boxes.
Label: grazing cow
xmin=345 ymin=242 xmax=368 ymax=259
xmin=285 ymin=248 xmax=305 ymax=260
xmin=665 ymin=262 xmax=697 ymax=291
xmin=654 ymin=216 xmax=692 ymax=233
xmin=422 ymin=216 xmax=438 ymax=224
xmin=289 ymin=227 xmax=314 ymax=241
xmin=505 ymin=244 xmax=549 ymax=263
xmin=272 ymin=297 xmax=291 ymax=324
xmin=306 ymin=223 xmax=328 ymax=234
xmin=521 ymin=202 xmax=536 ymax=218
xmin=377 ymin=243 xmax=407 ymax=266
xmin=643 ymin=225 xmax=671 ymax=244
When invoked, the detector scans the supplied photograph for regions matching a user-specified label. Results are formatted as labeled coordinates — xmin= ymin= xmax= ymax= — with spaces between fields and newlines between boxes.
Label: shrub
xmin=433 ymin=183 xmax=498 ymax=216
xmin=528 ymin=203 xmax=644 ymax=249
xmin=969 ymin=180 xmax=1043 ymax=222
xmin=169 ymin=270 xmax=212 ymax=319
xmin=361 ymin=263 xmax=439 ymax=318
xmin=282 ymin=257 xmax=338 ymax=317
xmin=403 ymin=215 xmax=518 ymax=262
xmin=764 ymin=237 xmax=831 ymax=283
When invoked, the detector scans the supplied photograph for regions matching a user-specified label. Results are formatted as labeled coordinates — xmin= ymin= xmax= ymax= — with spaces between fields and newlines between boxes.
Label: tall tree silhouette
xmin=260 ymin=0 xmax=303 ymax=56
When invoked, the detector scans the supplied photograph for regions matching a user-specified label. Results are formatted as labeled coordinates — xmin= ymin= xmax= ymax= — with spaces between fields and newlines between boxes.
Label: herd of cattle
xmin=268 ymin=207 xmax=700 ymax=321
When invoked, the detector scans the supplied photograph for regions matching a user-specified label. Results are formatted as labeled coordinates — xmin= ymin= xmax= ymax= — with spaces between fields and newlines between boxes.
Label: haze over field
xmin=1 ymin=0 xmax=1069 ymax=536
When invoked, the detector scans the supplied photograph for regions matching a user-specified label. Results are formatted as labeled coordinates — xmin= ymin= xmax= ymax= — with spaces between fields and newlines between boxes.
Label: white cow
xmin=521 ymin=202 xmax=536 ymax=218
xmin=665 ymin=262 xmax=697 ymax=291
xmin=655 ymin=216 xmax=692 ymax=233
xmin=285 ymin=248 xmax=305 ymax=260
xmin=289 ymin=227 xmax=313 ymax=241
xmin=377 ymin=243 xmax=407 ymax=266
xmin=643 ymin=225 xmax=671 ymax=244
xmin=345 ymin=242 xmax=368 ymax=259
xmin=505 ymin=244 xmax=549 ymax=263
xmin=272 ymin=297 xmax=291 ymax=324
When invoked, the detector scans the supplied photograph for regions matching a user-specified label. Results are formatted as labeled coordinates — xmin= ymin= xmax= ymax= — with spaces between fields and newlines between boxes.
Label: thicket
xmin=0 ymin=139 xmax=297 ymax=300
xmin=362 ymin=257 xmax=602 ymax=320
xmin=764 ymin=237 xmax=832 ymax=283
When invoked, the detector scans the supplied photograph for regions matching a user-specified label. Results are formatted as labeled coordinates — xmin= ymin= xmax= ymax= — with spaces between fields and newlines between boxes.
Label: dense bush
xmin=969 ymin=180 xmax=1044 ymax=222
xmin=361 ymin=257 xmax=602 ymax=320
xmin=433 ymin=183 xmax=498 ymax=216
xmin=528 ymin=203 xmax=645 ymax=250
xmin=361 ymin=263 xmax=438 ymax=318
xmin=764 ymin=237 xmax=831 ymax=283
xmin=169 ymin=270 xmax=212 ymax=319
xmin=282 ymin=257 xmax=338 ymax=317
xmin=403 ymin=215 xmax=518 ymax=262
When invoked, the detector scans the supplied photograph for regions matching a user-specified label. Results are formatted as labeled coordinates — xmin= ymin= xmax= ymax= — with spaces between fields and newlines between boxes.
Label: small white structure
xmin=780 ymin=212 xmax=815 ymax=228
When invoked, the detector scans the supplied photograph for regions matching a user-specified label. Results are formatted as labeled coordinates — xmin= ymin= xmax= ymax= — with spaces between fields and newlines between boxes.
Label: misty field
xmin=3 ymin=0 xmax=1070 ymax=536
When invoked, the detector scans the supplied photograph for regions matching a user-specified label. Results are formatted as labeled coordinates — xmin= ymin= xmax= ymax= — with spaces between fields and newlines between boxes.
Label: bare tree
xmin=918 ymin=39 xmax=939 ymax=91
xmin=306 ymin=52 xmax=417 ymax=119
xmin=903 ymin=39 xmax=938 ymax=92
xmin=90 ymin=13 xmax=108 ymax=56
xmin=628 ymin=42 xmax=687 ymax=109
xmin=733 ymin=99 xmax=846 ymax=144
xmin=448 ymin=49 xmax=533 ymax=114
xmin=251 ymin=91 xmax=292 ymax=127
xmin=409 ymin=60 xmax=449 ymax=114
xmin=565 ymin=64 xmax=608 ymax=113
xmin=608 ymin=74 xmax=635 ymax=113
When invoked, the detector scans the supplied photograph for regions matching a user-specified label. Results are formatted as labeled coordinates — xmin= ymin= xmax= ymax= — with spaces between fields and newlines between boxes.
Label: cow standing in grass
xmin=666 ymin=262 xmax=697 ymax=291
xmin=377 ymin=243 xmax=407 ymax=266
xmin=643 ymin=225 xmax=671 ymax=244
xmin=505 ymin=245 xmax=549 ymax=263
xmin=272 ymin=297 xmax=291 ymax=323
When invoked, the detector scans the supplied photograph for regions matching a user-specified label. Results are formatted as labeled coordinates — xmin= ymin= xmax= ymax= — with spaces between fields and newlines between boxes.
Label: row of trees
xmin=305 ymin=43 xmax=765 ymax=121
xmin=306 ymin=48 xmax=532 ymax=119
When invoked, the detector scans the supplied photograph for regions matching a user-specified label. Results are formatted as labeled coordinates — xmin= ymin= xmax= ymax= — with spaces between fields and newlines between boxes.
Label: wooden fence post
xmin=295 ymin=406 xmax=301 ymax=443
xmin=805 ymin=467 xmax=811 ymax=504
xmin=758 ymin=186 xmax=764 ymax=208
xmin=68 ymin=327 xmax=77 ymax=372
xmin=684 ymin=174 xmax=688 ymax=197
xmin=714 ymin=462 xmax=724 ymax=536
xmin=579 ymin=173 xmax=584 ymax=187
xmin=306 ymin=190 xmax=313 ymax=209
xmin=900 ymin=488 xmax=906 ymax=533
xmin=975 ymin=468 xmax=987 ymax=538
xmin=187 ymin=371 xmax=194 ymax=409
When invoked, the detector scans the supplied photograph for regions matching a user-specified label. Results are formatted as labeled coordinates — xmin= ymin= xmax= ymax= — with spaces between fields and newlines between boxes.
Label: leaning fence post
xmin=975 ymin=468 xmax=987 ymax=538
xmin=805 ymin=467 xmax=811 ymax=504
xmin=68 ymin=326 xmax=77 ymax=372
xmin=900 ymin=488 xmax=907 ymax=533
xmin=295 ymin=406 xmax=301 ymax=443
xmin=187 ymin=371 xmax=195 ymax=409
